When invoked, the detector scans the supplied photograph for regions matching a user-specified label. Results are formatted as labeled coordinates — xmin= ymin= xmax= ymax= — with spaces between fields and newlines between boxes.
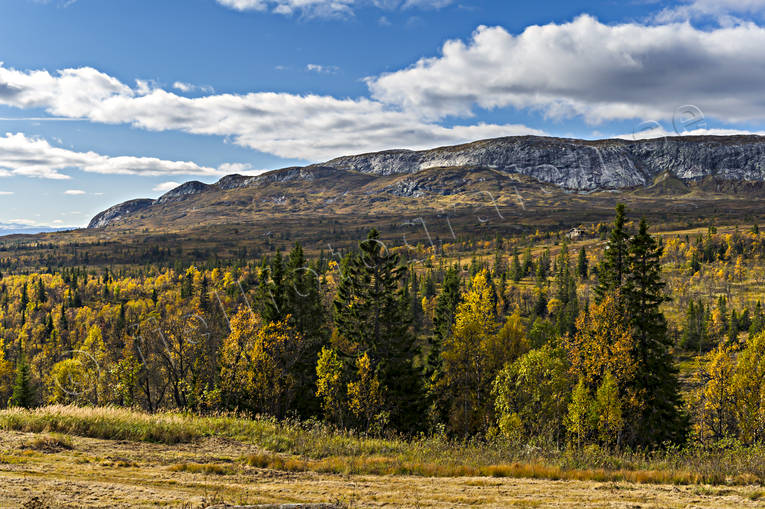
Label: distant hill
xmin=87 ymin=134 xmax=765 ymax=230
xmin=0 ymin=223 xmax=71 ymax=236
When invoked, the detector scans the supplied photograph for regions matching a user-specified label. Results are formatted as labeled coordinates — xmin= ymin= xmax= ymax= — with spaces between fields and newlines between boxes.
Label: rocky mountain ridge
xmin=87 ymin=134 xmax=765 ymax=228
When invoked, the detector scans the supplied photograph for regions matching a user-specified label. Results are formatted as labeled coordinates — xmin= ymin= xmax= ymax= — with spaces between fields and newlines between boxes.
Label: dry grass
xmin=0 ymin=428 xmax=762 ymax=508
xmin=168 ymin=462 xmax=235 ymax=475
xmin=1 ymin=405 xmax=763 ymax=489
xmin=22 ymin=433 xmax=74 ymax=453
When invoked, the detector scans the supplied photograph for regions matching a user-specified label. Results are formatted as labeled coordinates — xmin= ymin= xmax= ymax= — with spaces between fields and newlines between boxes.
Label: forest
xmin=1 ymin=204 xmax=765 ymax=452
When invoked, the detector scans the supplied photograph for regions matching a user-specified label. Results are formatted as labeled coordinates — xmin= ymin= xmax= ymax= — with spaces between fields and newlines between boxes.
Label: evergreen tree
xmin=19 ymin=282 xmax=28 ymax=311
xmin=36 ymin=278 xmax=46 ymax=303
xmin=727 ymin=310 xmax=739 ymax=344
xmin=681 ymin=301 xmax=709 ymax=352
xmin=511 ymin=249 xmax=522 ymax=282
xmin=623 ymin=218 xmax=687 ymax=445
xmin=257 ymin=252 xmax=286 ymax=323
xmin=284 ymin=242 xmax=327 ymax=417
xmin=9 ymin=354 xmax=34 ymax=408
xmin=554 ymin=242 xmax=578 ymax=336
xmin=749 ymin=301 xmax=764 ymax=337
xmin=493 ymin=249 xmax=505 ymax=278
xmin=333 ymin=229 xmax=423 ymax=431
xmin=433 ymin=265 xmax=461 ymax=343
xmin=422 ymin=270 xmax=436 ymax=298
xmin=577 ymin=245 xmax=588 ymax=279
xmin=522 ymin=246 xmax=534 ymax=277
xmin=409 ymin=268 xmax=423 ymax=333
xmin=594 ymin=204 xmax=629 ymax=303
xmin=199 ymin=275 xmax=209 ymax=312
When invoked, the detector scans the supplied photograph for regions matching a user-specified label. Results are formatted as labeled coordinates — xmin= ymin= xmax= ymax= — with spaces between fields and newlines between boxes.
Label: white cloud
xmin=216 ymin=163 xmax=272 ymax=176
xmin=0 ymin=132 xmax=229 ymax=179
xmin=216 ymin=0 xmax=354 ymax=17
xmin=367 ymin=15 xmax=765 ymax=124
xmin=173 ymin=81 xmax=215 ymax=94
xmin=0 ymin=65 xmax=542 ymax=161
xmin=215 ymin=0 xmax=453 ymax=18
xmin=0 ymin=191 xmax=13 ymax=195
xmin=152 ymin=181 xmax=181 ymax=192
xmin=64 ymin=189 xmax=86 ymax=195
xmin=655 ymin=0 xmax=765 ymax=24
xmin=306 ymin=64 xmax=340 ymax=74
xmin=5 ymin=15 xmax=763 ymax=164
xmin=618 ymin=126 xmax=765 ymax=140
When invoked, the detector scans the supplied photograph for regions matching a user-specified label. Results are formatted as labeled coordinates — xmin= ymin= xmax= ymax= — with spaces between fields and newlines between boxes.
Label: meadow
xmin=1 ymin=405 xmax=764 ymax=507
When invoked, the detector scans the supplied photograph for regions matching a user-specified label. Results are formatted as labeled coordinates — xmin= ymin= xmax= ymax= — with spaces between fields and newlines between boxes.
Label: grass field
xmin=0 ymin=406 xmax=764 ymax=508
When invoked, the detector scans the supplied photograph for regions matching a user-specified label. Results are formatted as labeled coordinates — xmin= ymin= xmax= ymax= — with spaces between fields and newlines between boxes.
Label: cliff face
xmin=87 ymin=199 xmax=155 ymax=228
xmin=323 ymin=135 xmax=765 ymax=191
xmin=87 ymin=135 xmax=765 ymax=228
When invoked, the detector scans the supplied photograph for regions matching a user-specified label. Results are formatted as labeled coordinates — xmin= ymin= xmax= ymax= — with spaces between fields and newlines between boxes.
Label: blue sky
xmin=1 ymin=0 xmax=765 ymax=228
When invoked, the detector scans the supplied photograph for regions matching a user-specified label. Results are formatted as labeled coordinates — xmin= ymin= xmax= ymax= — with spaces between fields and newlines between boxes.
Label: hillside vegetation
xmin=1 ymin=204 xmax=765 ymax=507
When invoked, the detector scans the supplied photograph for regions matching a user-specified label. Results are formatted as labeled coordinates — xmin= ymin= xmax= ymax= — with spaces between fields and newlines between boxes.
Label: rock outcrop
xmin=87 ymin=199 xmax=155 ymax=228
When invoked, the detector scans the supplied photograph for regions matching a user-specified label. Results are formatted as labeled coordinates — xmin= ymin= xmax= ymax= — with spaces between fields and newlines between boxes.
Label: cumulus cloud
xmin=173 ymin=81 xmax=215 ymax=94
xmin=0 ymin=64 xmax=542 ymax=161
xmin=0 ymin=133 xmax=229 ymax=179
xmin=368 ymin=15 xmax=765 ymax=124
xmin=64 ymin=189 xmax=86 ymax=195
xmin=152 ymin=181 xmax=181 ymax=192
xmin=655 ymin=0 xmax=765 ymax=24
xmin=4 ymin=15 xmax=764 ymax=163
xmin=216 ymin=0 xmax=453 ymax=18
xmin=0 ymin=191 xmax=13 ymax=195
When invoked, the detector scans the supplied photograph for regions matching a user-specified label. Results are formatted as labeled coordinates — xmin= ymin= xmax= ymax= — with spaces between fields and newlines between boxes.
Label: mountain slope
xmin=88 ymin=134 xmax=765 ymax=229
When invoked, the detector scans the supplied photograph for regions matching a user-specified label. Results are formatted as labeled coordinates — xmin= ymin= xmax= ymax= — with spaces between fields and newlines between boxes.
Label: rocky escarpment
xmin=156 ymin=181 xmax=211 ymax=204
xmin=87 ymin=135 xmax=765 ymax=228
xmin=324 ymin=135 xmax=765 ymax=191
xmin=87 ymin=199 xmax=155 ymax=228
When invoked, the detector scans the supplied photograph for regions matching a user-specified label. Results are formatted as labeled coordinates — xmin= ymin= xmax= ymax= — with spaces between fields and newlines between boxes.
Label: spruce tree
xmin=577 ymin=245 xmax=588 ymax=279
xmin=36 ymin=278 xmax=46 ymax=303
xmin=623 ymin=218 xmax=687 ymax=445
xmin=9 ymin=354 xmax=34 ymax=408
xmin=555 ymin=242 xmax=578 ymax=336
xmin=433 ymin=265 xmax=461 ymax=343
xmin=522 ymin=246 xmax=534 ymax=277
xmin=750 ymin=301 xmax=764 ymax=336
xmin=594 ymin=204 xmax=629 ymax=303
xmin=19 ymin=282 xmax=28 ymax=311
xmin=284 ymin=242 xmax=327 ymax=417
xmin=511 ymin=249 xmax=522 ymax=282
xmin=333 ymin=230 xmax=424 ymax=431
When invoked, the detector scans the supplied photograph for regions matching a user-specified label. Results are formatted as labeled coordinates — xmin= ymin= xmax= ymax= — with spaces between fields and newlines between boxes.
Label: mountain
xmin=88 ymin=134 xmax=765 ymax=230
xmin=0 ymin=223 xmax=71 ymax=236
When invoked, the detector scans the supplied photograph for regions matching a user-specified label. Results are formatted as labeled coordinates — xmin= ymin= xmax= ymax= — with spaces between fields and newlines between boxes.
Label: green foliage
xmin=566 ymin=378 xmax=595 ymax=448
xmin=316 ymin=346 xmax=345 ymax=427
xmin=333 ymin=230 xmax=423 ymax=431
xmin=441 ymin=269 xmax=498 ymax=435
xmin=594 ymin=204 xmax=629 ymax=303
xmin=577 ymin=245 xmax=588 ymax=279
xmin=9 ymin=354 xmax=35 ymax=409
xmin=493 ymin=344 xmax=572 ymax=442
xmin=624 ymin=218 xmax=687 ymax=446
xmin=731 ymin=332 xmax=765 ymax=444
